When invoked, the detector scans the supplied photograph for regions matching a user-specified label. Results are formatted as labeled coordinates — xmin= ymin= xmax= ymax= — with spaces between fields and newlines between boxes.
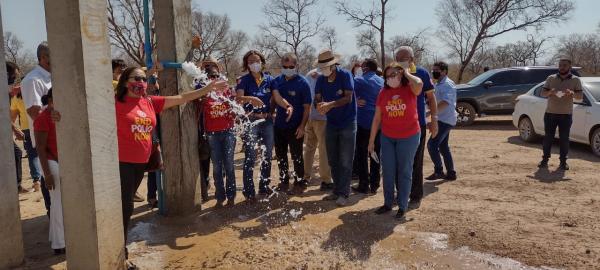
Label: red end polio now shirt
xmin=375 ymin=85 xmax=420 ymax=139
xmin=115 ymin=95 xmax=165 ymax=163
xmin=203 ymin=89 xmax=235 ymax=132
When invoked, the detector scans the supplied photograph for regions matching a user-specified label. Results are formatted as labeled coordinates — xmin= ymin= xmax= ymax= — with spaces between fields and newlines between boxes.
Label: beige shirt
xmin=543 ymin=74 xmax=583 ymax=115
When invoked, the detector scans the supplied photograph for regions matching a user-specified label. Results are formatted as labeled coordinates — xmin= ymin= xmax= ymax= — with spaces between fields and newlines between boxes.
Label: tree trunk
xmin=380 ymin=0 xmax=386 ymax=67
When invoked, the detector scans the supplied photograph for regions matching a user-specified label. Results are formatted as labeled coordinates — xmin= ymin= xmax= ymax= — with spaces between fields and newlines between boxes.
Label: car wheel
xmin=456 ymin=102 xmax=476 ymax=126
xmin=591 ymin=128 xmax=600 ymax=157
xmin=518 ymin=116 xmax=538 ymax=142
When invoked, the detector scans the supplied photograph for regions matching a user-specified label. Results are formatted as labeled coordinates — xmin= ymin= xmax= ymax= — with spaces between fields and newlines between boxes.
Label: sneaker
xmin=444 ymin=172 xmax=457 ymax=181
xmin=558 ymin=162 xmax=570 ymax=171
xmin=374 ymin=205 xmax=392 ymax=214
xmin=320 ymin=182 xmax=334 ymax=191
xmin=215 ymin=200 xmax=225 ymax=208
xmin=147 ymin=198 xmax=158 ymax=208
xmin=226 ymin=200 xmax=235 ymax=207
xmin=370 ymin=187 xmax=379 ymax=194
xmin=32 ymin=181 xmax=40 ymax=192
xmin=245 ymin=196 xmax=257 ymax=204
xmin=53 ymin=248 xmax=65 ymax=255
xmin=538 ymin=160 xmax=549 ymax=168
xmin=293 ymin=179 xmax=309 ymax=188
xmin=395 ymin=209 xmax=406 ymax=219
xmin=408 ymin=199 xmax=421 ymax=210
xmin=258 ymin=188 xmax=274 ymax=196
xmin=425 ymin=173 xmax=445 ymax=181
xmin=335 ymin=197 xmax=348 ymax=206
xmin=126 ymin=260 xmax=139 ymax=270
xmin=351 ymin=186 xmax=369 ymax=194
xmin=322 ymin=194 xmax=339 ymax=201
xmin=276 ymin=182 xmax=290 ymax=192
xmin=133 ymin=192 xmax=145 ymax=202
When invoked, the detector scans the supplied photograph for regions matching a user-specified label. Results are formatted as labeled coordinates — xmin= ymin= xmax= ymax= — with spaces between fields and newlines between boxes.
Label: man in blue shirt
xmin=395 ymin=46 xmax=438 ymax=207
xmin=352 ymin=58 xmax=384 ymax=194
xmin=426 ymin=61 xmax=458 ymax=181
xmin=303 ymin=68 xmax=333 ymax=191
xmin=314 ymin=49 xmax=357 ymax=207
xmin=272 ymin=53 xmax=312 ymax=193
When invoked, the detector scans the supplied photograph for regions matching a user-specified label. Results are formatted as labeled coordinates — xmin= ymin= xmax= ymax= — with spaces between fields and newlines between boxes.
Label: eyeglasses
xmin=208 ymin=74 xmax=220 ymax=79
xmin=282 ymin=65 xmax=296 ymax=69
xmin=129 ymin=76 xmax=148 ymax=82
xmin=203 ymin=65 xmax=217 ymax=70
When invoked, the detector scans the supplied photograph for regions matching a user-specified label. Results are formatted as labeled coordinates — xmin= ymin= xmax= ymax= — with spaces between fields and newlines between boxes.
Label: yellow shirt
xmin=10 ymin=96 xmax=29 ymax=130
xmin=113 ymin=80 xmax=119 ymax=93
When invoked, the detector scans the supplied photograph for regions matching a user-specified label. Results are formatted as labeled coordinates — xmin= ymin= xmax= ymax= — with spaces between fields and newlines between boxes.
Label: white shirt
xmin=20 ymin=65 xmax=52 ymax=146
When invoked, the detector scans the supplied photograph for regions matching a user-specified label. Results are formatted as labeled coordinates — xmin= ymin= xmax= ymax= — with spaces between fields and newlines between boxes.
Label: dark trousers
xmin=14 ymin=143 xmax=22 ymax=185
xmin=427 ymin=121 xmax=455 ymax=175
xmin=543 ymin=113 xmax=572 ymax=162
xmin=201 ymin=158 xmax=211 ymax=185
xmin=409 ymin=125 xmax=426 ymax=202
xmin=274 ymin=127 xmax=304 ymax=183
xmin=147 ymin=171 xmax=158 ymax=200
xmin=355 ymin=126 xmax=380 ymax=191
xmin=119 ymin=162 xmax=146 ymax=243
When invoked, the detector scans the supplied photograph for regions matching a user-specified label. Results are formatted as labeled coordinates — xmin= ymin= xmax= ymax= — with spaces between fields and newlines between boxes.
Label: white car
xmin=512 ymin=77 xmax=600 ymax=157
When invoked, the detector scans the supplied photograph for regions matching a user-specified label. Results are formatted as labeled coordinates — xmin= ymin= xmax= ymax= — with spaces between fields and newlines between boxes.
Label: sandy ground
xmin=10 ymin=116 xmax=600 ymax=270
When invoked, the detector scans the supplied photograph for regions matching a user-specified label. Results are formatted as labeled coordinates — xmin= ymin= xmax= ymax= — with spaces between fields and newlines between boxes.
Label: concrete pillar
xmin=0 ymin=3 xmax=26 ymax=268
xmin=45 ymin=0 xmax=125 ymax=269
xmin=154 ymin=0 xmax=202 ymax=215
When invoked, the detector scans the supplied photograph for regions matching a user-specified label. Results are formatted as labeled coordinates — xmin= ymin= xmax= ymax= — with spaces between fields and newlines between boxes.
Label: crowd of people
xmin=7 ymin=41 xmax=463 ymax=269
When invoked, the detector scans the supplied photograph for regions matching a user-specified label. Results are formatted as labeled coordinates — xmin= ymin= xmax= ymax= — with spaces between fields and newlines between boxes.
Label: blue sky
xmin=2 ymin=0 xmax=599 ymax=60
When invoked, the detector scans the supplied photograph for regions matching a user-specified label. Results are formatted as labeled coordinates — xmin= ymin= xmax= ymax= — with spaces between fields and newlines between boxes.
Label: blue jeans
xmin=23 ymin=129 xmax=41 ymax=181
xmin=542 ymin=113 xmax=572 ymax=162
xmin=242 ymin=118 xmax=274 ymax=197
xmin=427 ymin=121 xmax=455 ymax=175
xmin=208 ymin=130 xmax=237 ymax=201
xmin=325 ymin=121 xmax=357 ymax=198
xmin=381 ymin=132 xmax=420 ymax=211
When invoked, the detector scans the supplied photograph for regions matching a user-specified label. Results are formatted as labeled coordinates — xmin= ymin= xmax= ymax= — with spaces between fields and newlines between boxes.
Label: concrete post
xmin=0 ymin=3 xmax=25 ymax=268
xmin=154 ymin=0 xmax=202 ymax=215
xmin=45 ymin=0 xmax=125 ymax=269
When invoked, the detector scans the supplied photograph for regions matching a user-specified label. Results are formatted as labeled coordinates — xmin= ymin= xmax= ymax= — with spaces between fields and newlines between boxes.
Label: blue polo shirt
xmin=272 ymin=74 xmax=312 ymax=129
xmin=354 ymin=71 xmax=384 ymax=129
xmin=413 ymin=66 xmax=435 ymax=127
xmin=315 ymin=66 xmax=356 ymax=129
xmin=236 ymin=72 xmax=274 ymax=114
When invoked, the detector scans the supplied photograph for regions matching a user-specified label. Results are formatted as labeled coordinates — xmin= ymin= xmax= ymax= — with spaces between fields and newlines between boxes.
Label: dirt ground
xmin=11 ymin=116 xmax=600 ymax=270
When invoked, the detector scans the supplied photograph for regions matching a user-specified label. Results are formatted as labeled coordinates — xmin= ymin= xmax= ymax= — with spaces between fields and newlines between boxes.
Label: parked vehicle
xmin=456 ymin=66 xmax=581 ymax=126
xmin=512 ymin=77 xmax=600 ymax=157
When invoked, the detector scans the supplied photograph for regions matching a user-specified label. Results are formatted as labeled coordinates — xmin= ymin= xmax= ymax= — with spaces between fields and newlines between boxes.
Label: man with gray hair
xmin=21 ymin=41 xmax=52 ymax=213
xmin=395 ymin=46 xmax=438 ymax=208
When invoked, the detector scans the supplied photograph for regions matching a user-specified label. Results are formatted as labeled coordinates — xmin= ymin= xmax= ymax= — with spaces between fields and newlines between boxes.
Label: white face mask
xmin=321 ymin=66 xmax=333 ymax=77
xmin=398 ymin=61 xmax=410 ymax=70
xmin=387 ymin=77 xmax=401 ymax=88
xmin=281 ymin=68 xmax=297 ymax=77
xmin=249 ymin=62 xmax=262 ymax=73
xmin=354 ymin=68 xmax=363 ymax=77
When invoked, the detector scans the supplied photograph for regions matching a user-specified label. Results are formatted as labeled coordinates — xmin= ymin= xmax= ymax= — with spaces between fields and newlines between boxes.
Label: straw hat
xmin=316 ymin=49 xmax=341 ymax=69
xmin=199 ymin=56 xmax=221 ymax=72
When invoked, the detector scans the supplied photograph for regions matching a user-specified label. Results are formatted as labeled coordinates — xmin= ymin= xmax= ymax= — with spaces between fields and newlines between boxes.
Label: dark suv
xmin=455 ymin=66 xmax=581 ymax=126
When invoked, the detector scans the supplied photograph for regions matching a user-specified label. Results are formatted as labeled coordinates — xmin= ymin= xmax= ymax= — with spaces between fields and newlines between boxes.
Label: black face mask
xmin=432 ymin=71 xmax=442 ymax=80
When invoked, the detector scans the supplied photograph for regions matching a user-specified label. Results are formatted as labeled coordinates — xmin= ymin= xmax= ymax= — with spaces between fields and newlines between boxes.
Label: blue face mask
xmin=281 ymin=68 xmax=297 ymax=77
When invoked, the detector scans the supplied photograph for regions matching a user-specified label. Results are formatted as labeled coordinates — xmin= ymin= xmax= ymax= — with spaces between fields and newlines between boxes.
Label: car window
xmin=533 ymin=85 xmax=545 ymax=97
xmin=488 ymin=70 xmax=521 ymax=86
xmin=520 ymin=70 xmax=555 ymax=85
xmin=467 ymin=70 xmax=498 ymax=85
xmin=585 ymin=82 xmax=600 ymax=102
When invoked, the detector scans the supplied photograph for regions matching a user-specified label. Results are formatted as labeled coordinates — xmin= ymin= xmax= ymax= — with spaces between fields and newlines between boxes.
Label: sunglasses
xmin=282 ymin=65 xmax=296 ymax=69
xmin=129 ymin=76 xmax=148 ymax=82
xmin=208 ymin=74 xmax=220 ymax=79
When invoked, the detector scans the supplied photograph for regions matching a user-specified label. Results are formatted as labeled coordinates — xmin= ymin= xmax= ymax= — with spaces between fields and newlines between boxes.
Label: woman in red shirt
xmin=368 ymin=62 xmax=423 ymax=219
xmin=34 ymin=89 xmax=65 ymax=255
xmin=202 ymin=71 xmax=237 ymax=207
xmin=114 ymin=67 xmax=227 ymax=263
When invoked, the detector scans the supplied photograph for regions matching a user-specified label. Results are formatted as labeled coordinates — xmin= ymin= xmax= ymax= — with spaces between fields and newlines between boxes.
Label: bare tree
xmin=320 ymin=26 xmax=338 ymax=50
xmin=336 ymin=0 xmax=391 ymax=66
xmin=3 ymin=31 xmax=36 ymax=73
xmin=355 ymin=29 xmax=380 ymax=60
xmin=107 ymin=0 xmax=155 ymax=66
xmin=219 ymin=30 xmax=249 ymax=77
xmin=554 ymin=33 xmax=600 ymax=75
xmin=261 ymin=0 xmax=324 ymax=71
xmin=191 ymin=11 xmax=231 ymax=61
xmin=385 ymin=29 xmax=429 ymax=64
xmin=436 ymin=0 xmax=574 ymax=83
